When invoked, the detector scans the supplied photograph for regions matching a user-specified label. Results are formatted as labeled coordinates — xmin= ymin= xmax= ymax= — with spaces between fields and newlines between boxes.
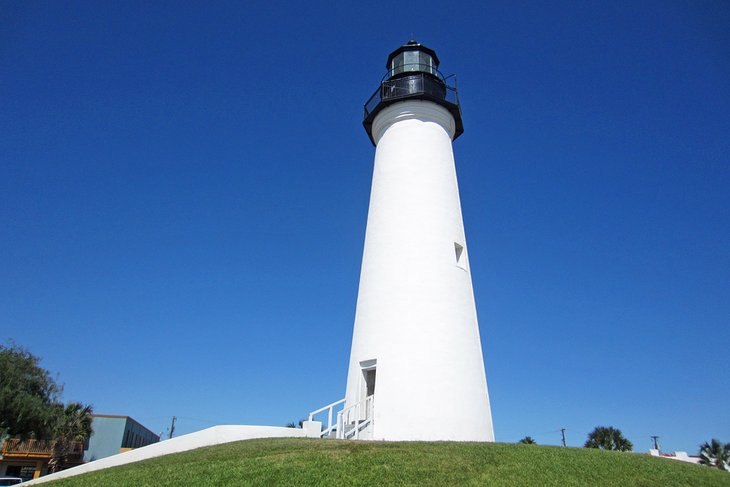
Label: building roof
xmin=90 ymin=414 xmax=159 ymax=438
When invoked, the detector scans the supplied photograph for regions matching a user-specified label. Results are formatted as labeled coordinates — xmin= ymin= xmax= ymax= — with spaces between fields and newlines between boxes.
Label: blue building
xmin=83 ymin=415 xmax=160 ymax=462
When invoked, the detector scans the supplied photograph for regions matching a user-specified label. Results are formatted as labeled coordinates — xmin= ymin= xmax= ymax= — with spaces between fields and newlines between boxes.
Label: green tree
xmin=584 ymin=426 xmax=633 ymax=451
xmin=0 ymin=342 xmax=62 ymax=438
xmin=48 ymin=402 xmax=94 ymax=473
xmin=518 ymin=436 xmax=537 ymax=444
xmin=285 ymin=419 xmax=305 ymax=428
xmin=698 ymin=439 xmax=730 ymax=471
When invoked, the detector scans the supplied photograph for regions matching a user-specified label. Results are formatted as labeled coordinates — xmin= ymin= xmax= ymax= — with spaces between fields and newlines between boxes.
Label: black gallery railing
xmin=364 ymin=73 xmax=460 ymax=120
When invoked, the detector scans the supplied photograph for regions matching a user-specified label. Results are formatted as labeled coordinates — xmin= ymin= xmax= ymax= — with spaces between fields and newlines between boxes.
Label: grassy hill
xmin=47 ymin=438 xmax=730 ymax=486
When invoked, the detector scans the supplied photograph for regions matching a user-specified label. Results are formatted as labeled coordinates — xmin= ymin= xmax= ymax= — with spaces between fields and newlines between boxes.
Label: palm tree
xmin=48 ymin=402 xmax=93 ymax=473
xmin=518 ymin=436 xmax=537 ymax=444
xmin=584 ymin=426 xmax=633 ymax=451
xmin=698 ymin=439 xmax=730 ymax=471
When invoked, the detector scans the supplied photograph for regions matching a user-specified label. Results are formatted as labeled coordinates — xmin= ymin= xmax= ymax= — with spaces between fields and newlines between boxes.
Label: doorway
xmin=359 ymin=359 xmax=377 ymax=422
xmin=359 ymin=359 xmax=377 ymax=400
xmin=364 ymin=368 xmax=376 ymax=397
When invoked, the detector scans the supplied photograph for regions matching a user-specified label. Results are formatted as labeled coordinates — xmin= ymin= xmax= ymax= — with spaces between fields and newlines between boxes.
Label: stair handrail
xmin=336 ymin=394 xmax=374 ymax=440
xmin=308 ymin=398 xmax=346 ymax=438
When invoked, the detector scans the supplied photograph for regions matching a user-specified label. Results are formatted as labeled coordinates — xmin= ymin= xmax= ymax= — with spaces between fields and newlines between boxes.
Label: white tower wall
xmin=345 ymin=99 xmax=494 ymax=441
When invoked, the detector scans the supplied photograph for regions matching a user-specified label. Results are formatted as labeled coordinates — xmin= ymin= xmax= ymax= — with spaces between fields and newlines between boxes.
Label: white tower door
xmin=359 ymin=360 xmax=376 ymax=422
xmin=363 ymin=368 xmax=376 ymax=398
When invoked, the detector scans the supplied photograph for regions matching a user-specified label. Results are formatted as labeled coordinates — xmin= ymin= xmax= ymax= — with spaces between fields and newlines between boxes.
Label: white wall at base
xmin=23 ymin=425 xmax=307 ymax=485
xmin=649 ymin=449 xmax=704 ymax=466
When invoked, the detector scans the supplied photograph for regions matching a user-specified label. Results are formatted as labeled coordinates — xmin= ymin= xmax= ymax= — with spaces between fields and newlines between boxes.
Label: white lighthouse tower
xmin=338 ymin=41 xmax=494 ymax=442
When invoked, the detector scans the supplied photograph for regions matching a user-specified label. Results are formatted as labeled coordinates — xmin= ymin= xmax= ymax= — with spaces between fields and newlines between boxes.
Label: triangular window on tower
xmin=454 ymin=242 xmax=467 ymax=270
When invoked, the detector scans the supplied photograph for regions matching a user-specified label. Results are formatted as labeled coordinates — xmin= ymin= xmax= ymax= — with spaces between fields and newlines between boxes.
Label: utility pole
xmin=651 ymin=435 xmax=660 ymax=450
xmin=560 ymin=428 xmax=566 ymax=447
xmin=169 ymin=416 xmax=176 ymax=439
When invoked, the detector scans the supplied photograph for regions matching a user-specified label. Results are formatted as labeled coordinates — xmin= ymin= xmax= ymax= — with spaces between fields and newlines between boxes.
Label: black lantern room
xmin=363 ymin=40 xmax=464 ymax=145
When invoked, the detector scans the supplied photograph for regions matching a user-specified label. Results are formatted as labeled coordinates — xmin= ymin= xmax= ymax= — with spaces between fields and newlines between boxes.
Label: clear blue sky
xmin=2 ymin=1 xmax=728 ymax=453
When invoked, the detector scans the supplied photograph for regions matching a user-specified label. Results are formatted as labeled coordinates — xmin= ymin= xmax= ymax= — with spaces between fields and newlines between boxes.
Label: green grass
xmin=49 ymin=438 xmax=730 ymax=486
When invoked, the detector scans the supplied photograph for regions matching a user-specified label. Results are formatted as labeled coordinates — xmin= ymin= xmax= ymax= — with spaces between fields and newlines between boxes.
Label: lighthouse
xmin=338 ymin=41 xmax=495 ymax=441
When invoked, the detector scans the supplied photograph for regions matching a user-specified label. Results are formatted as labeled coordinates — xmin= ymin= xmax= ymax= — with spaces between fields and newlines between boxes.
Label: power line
xmin=535 ymin=429 xmax=563 ymax=436
xmin=176 ymin=416 xmax=220 ymax=424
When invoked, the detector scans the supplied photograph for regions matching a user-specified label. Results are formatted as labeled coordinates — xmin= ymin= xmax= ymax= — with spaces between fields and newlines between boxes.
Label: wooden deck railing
xmin=1 ymin=438 xmax=83 ymax=458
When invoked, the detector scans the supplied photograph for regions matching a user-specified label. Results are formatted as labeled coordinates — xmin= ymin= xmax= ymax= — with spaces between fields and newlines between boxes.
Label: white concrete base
xmin=24 ymin=425 xmax=307 ymax=485
xmin=301 ymin=420 xmax=322 ymax=438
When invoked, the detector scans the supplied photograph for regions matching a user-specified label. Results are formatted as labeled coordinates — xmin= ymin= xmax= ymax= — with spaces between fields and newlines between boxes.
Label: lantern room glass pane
xmin=391 ymin=51 xmax=436 ymax=76
xmin=403 ymin=51 xmax=419 ymax=72
xmin=420 ymin=52 xmax=435 ymax=75
xmin=391 ymin=54 xmax=404 ymax=76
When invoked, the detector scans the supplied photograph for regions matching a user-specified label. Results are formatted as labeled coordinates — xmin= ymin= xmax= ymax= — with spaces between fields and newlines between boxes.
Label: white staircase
xmin=307 ymin=395 xmax=374 ymax=440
